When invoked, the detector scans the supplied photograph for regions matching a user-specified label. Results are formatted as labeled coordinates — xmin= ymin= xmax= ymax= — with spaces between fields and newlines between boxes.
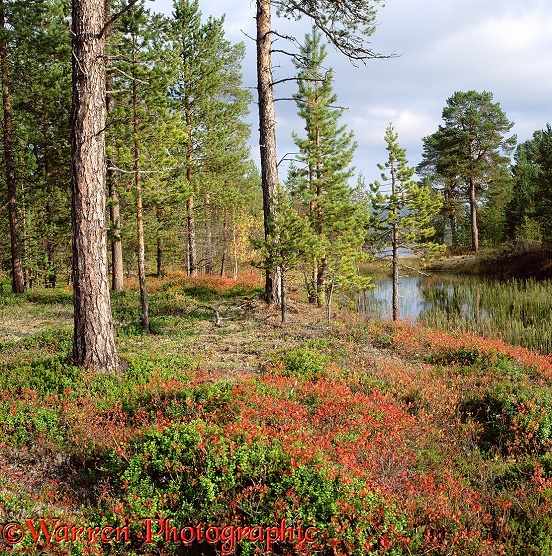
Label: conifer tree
xmin=169 ymin=0 xmax=252 ymax=277
xmin=71 ymin=0 xmax=118 ymax=371
xmin=254 ymin=0 xmax=388 ymax=303
xmin=0 ymin=0 xmax=25 ymax=292
xmin=108 ymin=1 xmax=179 ymax=332
xmin=370 ymin=124 xmax=444 ymax=321
xmin=289 ymin=28 xmax=365 ymax=312
xmin=419 ymin=91 xmax=515 ymax=252
xmin=0 ymin=0 xmax=66 ymax=291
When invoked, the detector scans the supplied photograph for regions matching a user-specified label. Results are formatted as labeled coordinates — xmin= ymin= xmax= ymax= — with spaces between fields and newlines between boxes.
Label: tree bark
xmin=468 ymin=177 xmax=479 ymax=252
xmin=280 ymin=265 xmax=287 ymax=323
xmin=106 ymin=75 xmax=124 ymax=291
xmin=0 ymin=0 xmax=25 ymax=294
xmin=232 ymin=222 xmax=238 ymax=281
xmin=220 ymin=212 xmax=228 ymax=277
xmin=391 ymin=163 xmax=399 ymax=321
xmin=71 ymin=0 xmax=118 ymax=372
xmin=132 ymin=66 xmax=149 ymax=333
xmin=156 ymin=207 xmax=164 ymax=278
xmin=186 ymin=195 xmax=197 ymax=276
xmin=256 ymin=0 xmax=280 ymax=303
xmin=105 ymin=0 xmax=124 ymax=291
xmin=392 ymin=219 xmax=399 ymax=321
xmin=205 ymin=193 xmax=213 ymax=274
xmin=45 ymin=157 xmax=56 ymax=288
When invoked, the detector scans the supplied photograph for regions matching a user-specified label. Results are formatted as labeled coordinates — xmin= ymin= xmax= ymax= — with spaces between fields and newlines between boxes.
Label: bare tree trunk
xmin=132 ymin=51 xmax=149 ymax=333
xmin=256 ymin=0 xmax=280 ymax=303
xmin=71 ymin=0 xmax=118 ymax=372
xmin=392 ymin=219 xmax=399 ymax=321
xmin=106 ymin=81 xmax=124 ymax=291
xmin=205 ymin=193 xmax=213 ymax=274
xmin=45 ymin=157 xmax=56 ymax=288
xmin=280 ymin=265 xmax=287 ymax=324
xmin=156 ymin=207 xmax=164 ymax=278
xmin=450 ymin=215 xmax=458 ymax=248
xmin=468 ymin=178 xmax=479 ymax=252
xmin=220 ymin=213 xmax=228 ymax=277
xmin=0 ymin=1 xmax=25 ymax=294
xmin=326 ymin=281 xmax=335 ymax=324
xmin=108 ymin=168 xmax=124 ymax=290
xmin=316 ymin=257 xmax=327 ymax=307
xmin=309 ymin=260 xmax=318 ymax=304
xmin=391 ymin=164 xmax=399 ymax=321
xmin=105 ymin=0 xmax=124 ymax=291
xmin=156 ymin=236 xmax=163 ymax=278
xmin=187 ymin=195 xmax=197 ymax=276
xmin=232 ymin=222 xmax=238 ymax=281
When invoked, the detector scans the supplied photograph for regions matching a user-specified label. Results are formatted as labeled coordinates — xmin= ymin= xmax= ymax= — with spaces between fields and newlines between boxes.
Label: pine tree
xmin=419 ymin=91 xmax=515 ymax=252
xmin=108 ymin=1 xmax=179 ymax=332
xmin=0 ymin=0 xmax=24 ymax=292
xmin=289 ymin=28 xmax=365 ymax=314
xmin=169 ymin=0 xmax=252 ymax=277
xmin=371 ymin=124 xmax=444 ymax=321
xmin=0 ymin=0 xmax=66 ymax=291
xmin=71 ymin=0 xmax=118 ymax=371
xmin=254 ymin=0 xmax=388 ymax=303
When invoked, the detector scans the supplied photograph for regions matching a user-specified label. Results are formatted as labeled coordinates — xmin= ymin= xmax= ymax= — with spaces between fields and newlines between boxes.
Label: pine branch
xmin=100 ymin=0 xmax=141 ymax=38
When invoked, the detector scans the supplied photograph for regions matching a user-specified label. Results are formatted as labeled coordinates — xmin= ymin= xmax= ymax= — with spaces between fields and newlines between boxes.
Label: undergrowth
xmin=1 ymin=274 xmax=552 ymax=555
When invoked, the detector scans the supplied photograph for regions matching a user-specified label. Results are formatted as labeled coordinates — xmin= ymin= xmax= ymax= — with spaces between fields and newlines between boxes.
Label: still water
xmin=358 ymin=275 xmax=490 ymax=322
xmin=356 ymin=274 xmax=552 ymax=353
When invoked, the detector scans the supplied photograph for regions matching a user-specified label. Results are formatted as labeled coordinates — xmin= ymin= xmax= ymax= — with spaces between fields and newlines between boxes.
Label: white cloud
xmin=150 ymin=0 xmax=552 ymax=182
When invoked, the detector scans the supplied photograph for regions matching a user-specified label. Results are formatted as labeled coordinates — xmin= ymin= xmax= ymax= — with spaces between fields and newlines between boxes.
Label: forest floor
xmin=2 ymin=273 xmax=552 ymax=555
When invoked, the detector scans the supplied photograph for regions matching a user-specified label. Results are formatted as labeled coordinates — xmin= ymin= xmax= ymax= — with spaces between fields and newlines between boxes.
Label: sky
xmin=149 ymin=0 xmax=552 ymax=185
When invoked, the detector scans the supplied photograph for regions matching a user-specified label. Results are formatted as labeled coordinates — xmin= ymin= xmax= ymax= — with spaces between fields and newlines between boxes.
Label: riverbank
xmin=429 ymin=243 xmax=552 ymax=278
xmin=2 ymin=275 xmax=552 ymax=555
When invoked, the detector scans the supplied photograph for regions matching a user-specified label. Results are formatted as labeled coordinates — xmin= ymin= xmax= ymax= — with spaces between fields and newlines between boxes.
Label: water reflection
xmin=359 ymin=274 xmax=552 ymax=353
xmin=361 ymin=276 xmax=491 ymax=323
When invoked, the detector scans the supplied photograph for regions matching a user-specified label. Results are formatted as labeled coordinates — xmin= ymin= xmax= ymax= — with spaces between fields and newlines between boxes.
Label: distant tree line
xmin=418 ymin=90 xmax=552 ymax=252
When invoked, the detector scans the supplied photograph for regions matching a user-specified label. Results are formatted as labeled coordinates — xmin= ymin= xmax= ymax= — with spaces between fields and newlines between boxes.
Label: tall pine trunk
xmin=105 ymin=0 xmax=123 ymax=291
xmin=106 ymin=74 xmax=124 ymax=291
xmin=186 ymin=195 xmax=197 ymax=276
xmin=391 ymin=165 xmax=399 ymax=321
xmin=232 ymin=222 xmax=239 ymax=281
xmin=132 ymin=68 xmax=149 ymax=333
xmin=0 ymin=0 xmax=25 ymax=294
xmin=220 ymin=212 xmax=228 ymax=277
xmin=45 ymin=157 xmax=56 ymax=288
xmin=392 ymin=219 xmax=399 ymax=321
xmin=71 ymin=0 xmax=118 ymax=372
xmin=468 ymin=177 xmax=479 ymax=252
xmin=256 ymin=0 xmax=280 ymax=303
xmin=205 ymin=193 xmax=213 ymax=274
xmin=156 ymin=207 xmax=164 ymax=278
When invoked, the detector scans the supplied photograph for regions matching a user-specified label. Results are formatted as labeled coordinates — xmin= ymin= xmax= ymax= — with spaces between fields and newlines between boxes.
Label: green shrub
xmin=460 ymin=383 xmax=552 ymax=454
xmin=281 ymin=347 xmax=331 ymax=380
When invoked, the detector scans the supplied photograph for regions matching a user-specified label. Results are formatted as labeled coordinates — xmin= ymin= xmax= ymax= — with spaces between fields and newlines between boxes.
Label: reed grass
xmin=419 ymin=277 xmax=552 ymax=354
